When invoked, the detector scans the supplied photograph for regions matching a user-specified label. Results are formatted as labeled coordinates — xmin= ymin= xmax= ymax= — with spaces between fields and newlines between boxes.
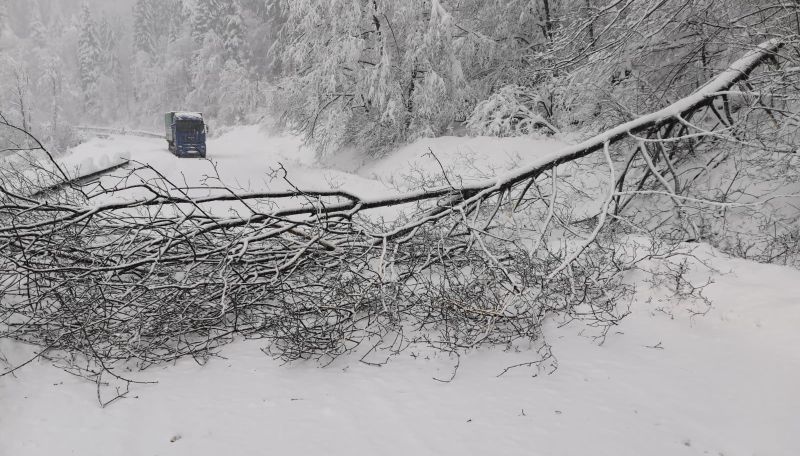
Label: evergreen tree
xmin=192 ymin=0 xmax=247 ymax=63
xmin=50 ymin=11 xmax=65 ymax=39
xmin=134 ymin=0 xmax=184 ymax=59
xmin=188 ymin=29 xmax=225 ymax=115
xmin=245 ymin=0 xmax=285 ymax=78
xmin=191 ymin=0 xmax=217 ymax=43
xmin=133 ymin=0 xmax=156 ymax=56
xmin=94 ymin=15 xmax=120 ymax=73
xmin=0 ymin=0 xmax=10 ymax=40
xmin=29 ymin=3 xmax=47 ymax=48
xmin=167 ymin=0 xmax=189 ymax=43
xmin=220 ymin=1 xmax=246 ymax=63
xmin=77 ymin=2 xmax=101 ymax=118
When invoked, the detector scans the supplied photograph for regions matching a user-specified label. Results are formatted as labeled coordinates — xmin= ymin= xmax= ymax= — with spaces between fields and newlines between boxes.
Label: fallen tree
xmin=0 ymin=39 xmax=797 ymax=386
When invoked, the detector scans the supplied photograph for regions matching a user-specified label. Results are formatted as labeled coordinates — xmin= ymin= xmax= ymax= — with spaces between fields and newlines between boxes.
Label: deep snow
xmin=1 ymin=126 xmax=798 ymax=456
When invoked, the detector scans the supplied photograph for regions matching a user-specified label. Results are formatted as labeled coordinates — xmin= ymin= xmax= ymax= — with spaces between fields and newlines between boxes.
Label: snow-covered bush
xmin=466 ymin=85 xmax=559 ymax=137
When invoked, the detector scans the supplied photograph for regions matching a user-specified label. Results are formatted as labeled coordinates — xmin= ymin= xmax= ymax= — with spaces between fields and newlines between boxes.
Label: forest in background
xmin=0 ymin=0 xmax=277 ymax=149
xmin=1 ymin=0 xmax=796 ymax=156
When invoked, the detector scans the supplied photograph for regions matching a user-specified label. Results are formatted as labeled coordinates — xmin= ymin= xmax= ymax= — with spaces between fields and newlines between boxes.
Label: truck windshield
xmin=176 ymin=120 xmax=203 ymax=132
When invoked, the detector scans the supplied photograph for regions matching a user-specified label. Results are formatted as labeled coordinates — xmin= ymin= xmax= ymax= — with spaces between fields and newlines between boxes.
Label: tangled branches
xmin=0 ymin=39 xmax=796 ymax=382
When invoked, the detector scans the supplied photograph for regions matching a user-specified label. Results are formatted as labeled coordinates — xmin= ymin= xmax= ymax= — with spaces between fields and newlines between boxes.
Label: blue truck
xmin=165 ymin=112 xmax=207 ymax=158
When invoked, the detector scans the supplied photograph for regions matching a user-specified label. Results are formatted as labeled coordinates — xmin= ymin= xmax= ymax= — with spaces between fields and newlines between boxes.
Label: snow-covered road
xmin=55 ymin=125 xmax=572 ymax=202
xmin=1 ymin=127 xmax=798 ymax=456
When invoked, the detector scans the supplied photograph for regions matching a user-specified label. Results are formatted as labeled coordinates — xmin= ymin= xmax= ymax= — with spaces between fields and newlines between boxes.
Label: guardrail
xmin=29 ymin=159 xmax=131 ymax=198
xmin=75 ymin=126 xmax=163 ymax=139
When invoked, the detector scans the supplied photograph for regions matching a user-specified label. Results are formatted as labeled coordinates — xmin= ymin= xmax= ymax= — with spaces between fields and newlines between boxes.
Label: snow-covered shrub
xmin=466 ymin=85 xmax=559 ymax=137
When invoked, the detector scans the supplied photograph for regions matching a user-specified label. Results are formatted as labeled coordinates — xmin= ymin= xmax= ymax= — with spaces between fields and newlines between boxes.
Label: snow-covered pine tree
xmin=134 ymin=0 xmax=185 ymax=59
xmin=93 ymin=14 xmax=129 ymax=122
xmin=219 ymin=0 xmax=247 ymax=63
xmin=192 ymin=0 xmax=247 ymax=63
xmin=191 ymin=0 xmax=217 ymax=43
xmin=252 ymin=0 xmax=285 ymax=79
xmin=77 ymin=2 xmax=101 ymax=119
xmin=28 ymin=2 xmax=47 ymax=48
xmin=49 ymin=8 xmax=65 ymax=40
xmin=187 ymin=29 xmax=225 ymax=117
xmin=94 ymin=15 xmax=120 ymax=75
xmin=167 ymin=0 xmax=190 ymax=43
xmin=133 ymin=0 xmax=157 ymax=57
xmin=0 ymin=0 xmax=11 ymax=41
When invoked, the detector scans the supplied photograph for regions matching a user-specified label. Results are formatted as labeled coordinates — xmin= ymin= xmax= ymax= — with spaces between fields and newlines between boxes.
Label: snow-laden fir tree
xmin=133 ymin=0 xmax=160 ymax=57
xmin=192 ymin=0 xmax=247 ymax=63
xmin=94 ymin=16 xmax=120 ymax=74
xmin=77 ymin=2 xmax=102 ymax=118
xmin=0 ymin=0 xmax=11 ymax=42
xmin=28 ymin=3 xmax=47 ymax=48
xmin=134 ymin=0 xmax=185 ymax=60
xmin=191 ymin=0 xmax=216 ymax=42
xmin=188 ymin=29 xmax=225 ymax=117
xmin=240 ymin=0 xmax=284 ymax=79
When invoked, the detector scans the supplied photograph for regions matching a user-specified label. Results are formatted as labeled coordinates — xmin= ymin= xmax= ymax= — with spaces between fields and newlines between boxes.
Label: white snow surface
xmin=1 ymin=126 xmax=799 ymax=456
xmin=56 ymin=135 xmax=132 ymax=176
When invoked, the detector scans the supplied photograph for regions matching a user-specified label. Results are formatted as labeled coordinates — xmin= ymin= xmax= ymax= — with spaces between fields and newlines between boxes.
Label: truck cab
xmin=165 ymin=112 xmax=207 ymax=158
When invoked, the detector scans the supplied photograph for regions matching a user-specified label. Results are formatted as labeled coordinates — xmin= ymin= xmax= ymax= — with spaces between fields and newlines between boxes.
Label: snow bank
xmin=362 ymin=135 xmax=568 ymax=188
xmin=0 ymin=136 xmax=132 ymax=193
xmin=58 ymin=135 xmax=133 ymax=178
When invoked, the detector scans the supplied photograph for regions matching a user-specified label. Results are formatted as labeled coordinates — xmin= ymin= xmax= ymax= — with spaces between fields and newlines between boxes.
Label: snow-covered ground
xmin=1 ymin=127 xmax=798 ymax=456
